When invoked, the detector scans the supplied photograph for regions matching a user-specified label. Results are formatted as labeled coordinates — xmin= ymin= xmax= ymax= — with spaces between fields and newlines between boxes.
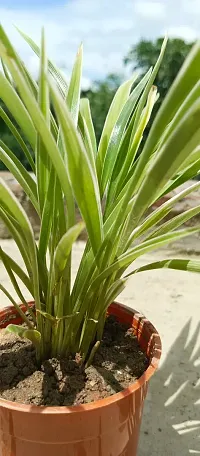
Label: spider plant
xmin=1 ymin=26 xmax=200 ymax=365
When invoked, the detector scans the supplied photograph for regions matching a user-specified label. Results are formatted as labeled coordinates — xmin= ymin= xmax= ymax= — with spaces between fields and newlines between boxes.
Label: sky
xmin=0 ymin=0 xmax=200 ymax=89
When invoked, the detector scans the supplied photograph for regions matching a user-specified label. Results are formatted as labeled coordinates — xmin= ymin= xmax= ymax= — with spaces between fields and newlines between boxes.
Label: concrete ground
xmin=0 ymin=239 xmax=200 ymax=455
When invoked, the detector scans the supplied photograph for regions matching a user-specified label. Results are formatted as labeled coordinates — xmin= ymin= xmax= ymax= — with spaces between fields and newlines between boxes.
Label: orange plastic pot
xmin=0 ymin=301 xmax=161 ymax=456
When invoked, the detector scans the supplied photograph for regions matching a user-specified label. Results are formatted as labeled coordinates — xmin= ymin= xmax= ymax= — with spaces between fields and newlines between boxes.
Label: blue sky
xmin=4 ymin=0 xmax=62 ymax=7
xmin=1 ymin=0 xmax=200 ymax=88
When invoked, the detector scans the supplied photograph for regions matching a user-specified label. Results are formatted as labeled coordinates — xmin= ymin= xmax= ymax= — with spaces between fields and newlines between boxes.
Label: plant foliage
xmin=1 ymin=27 xmax=200 ymax=363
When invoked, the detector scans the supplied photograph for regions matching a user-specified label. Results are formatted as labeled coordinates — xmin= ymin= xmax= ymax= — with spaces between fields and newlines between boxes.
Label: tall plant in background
xmin=1 ymin=27 xmax=200 ymax=364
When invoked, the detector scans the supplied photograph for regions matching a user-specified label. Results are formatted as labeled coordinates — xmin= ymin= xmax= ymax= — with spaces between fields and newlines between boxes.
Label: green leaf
xmin=146 ymin=204 xmax=200 ymax=240
xmin=80 ymin=98 xmax=97 ymax=156
xmin=36 ymin=28 xmax=50 ymax=213
xmin=127 ymin=258 xmax=200 ymax=276
xmin=54 ymin=222 xmax=85 ymax=282
xmin=90 ymin=226 xmax=200 ymax=289
xmin=0 ymin=141 xmax=39 ymax=213
xmin=67 ymin=44 xmax=83 ymax=125
xmin=0 ymin=38 xmax=76 ymax=227
xmin=37 ymin=310 xmax=57 ymax=323
xmin=159 ymin=158 xmax=200 ymax=197
xmin=158 ymin=80 xmax=200 ymax=152
xmin=177 ymin=145 xmax=200 ymax=173
xmin=1 ymin=58 xmax=12 ymax=84
xmin=16 ymin=26 xmax=68 ymax=97
xmin=131 ymin=41 xmax=200 ymax=195
xmin=0 ymin=179 xmax=41 ymax=314
xmin=124 ymin=98 xmax=200 ymax=245
xmin=129 ymin=36 xmax=167 ymax=145
xmin=129 ymin=181 xmax=200 ymax=243
xmin=38 ymin=166 xmax=56 ymax=258
xmin=103 ymin=278 xmax=127 ymax=311
xmin=97 ymin=74 xmax=138 ymax=177
xmin=50 ymin=80 xmax=104 ymax=256
xmin=100 ymin=69 xmax=152 ymax=195
xmin=23 ymin=329 xmax=41 ymax=347
xmin=111 ymin=85 xmax=158 ymax=201
xmin=0 ymin=25 xmax=37 ymax=96
xmin=0 ymin=106 xmax=35 ymax=171
xmin=0 ymin=247 xmax=36 ymax=323
xmin=78 ymin=111 xmax=96 ymax=170
xmin=0 ymin=206 xmax=32 ymax=276
xmin=0 ymin=248 xmax=33 ymax=295
xmin=6 ymin=324 xmax=41 ymax=347
xmin=53 ymin=222 xmax=85 ymax=318
xmin=0 ymin=73 xmax=36 ymax=150
xmin=0 ymin=284 xmax=33 ymax=328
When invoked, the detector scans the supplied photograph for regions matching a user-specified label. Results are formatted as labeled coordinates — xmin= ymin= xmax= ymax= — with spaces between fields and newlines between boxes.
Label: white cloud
xmin=0 ymin=1 xmax=138 ymax=86
xmin=183 ymin=0 xmax=200 ymax=14
xmin=0 ymin=0 xmax=199 ymax=87
xmin=81 ymin=76 xmax=91 ymax=91
xmin=167 ymin=26 xmax=198 ymax=42
xmin=134 ymin=1 xmax=165 ymax=19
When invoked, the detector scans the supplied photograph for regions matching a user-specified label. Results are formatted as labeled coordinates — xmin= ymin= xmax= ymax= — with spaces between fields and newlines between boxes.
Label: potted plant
xmin=0 ymin=26 xmax=200 ymax=456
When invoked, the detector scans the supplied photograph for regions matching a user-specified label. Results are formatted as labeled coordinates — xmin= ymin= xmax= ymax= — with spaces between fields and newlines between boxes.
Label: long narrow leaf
xmin=78 ymin=111 xmax=96 ymax=170
xmin=0 ymin=106 xmax=35 ymax=171
xmin=126 ymin=258 xmax=200 ymax=276
xmin=158 ymin=80 xmax=200 ymax=152
xmin=0 ymin=25 xmax=37 ymax=96
xmin=54 ymin=222 xmax=85 ymax=283
xmin=177 ymin=146 xmax=200 ymax=173
xmin=67 ymin=44 xmax=82 ymax=125
xmin=0 ymin=38 xmax=76 ymax=227
xmin=80 ymin=98 xmax=97 ymax=156
xmin=0 ymin=207 xmax=32 ymax=276
xmin=50 ymin=80 xmax=104 ymax=255
xmin=146 ymin=204 xmax=200 ymax=240
xmin=36 ymin=28 xmax=50 ymax=212
xmin=0 ymin=284 xmax=33 ymax=328
xmin=97 ymin=74 xmax=138 ymax=177
xmin=129 ymin=36 xmax=167 ymax=145
xmin=0 ymin=248 xmax=33 ymax=295
xmin=38 ymin=166 xmax=56 ymax=258
xmin=16 ymin=26 xmax=68 ymax=97
xmin=159 ymin=158 xmax=200 ymax=197
xmin=132 ymin=41 xmax=200 ymax=188
xmin=103 ymin=278 xmax=127 ymax=311
xmin=101 ymin=69 xmax=152 ymax=195
xmin=0 ymin=73 xmax=36 ymax=149
xmin=90 ymin=226 xmax=200 ymax=289
xmin=0 ymin=141 xmax=39 ymax=213
xmin=1 ymin=58 xmax=12 ymax=84
xmin=128 ymin=181 xmax=200 ymax=244
xmin=111 ymin=85 xmax=158 ymax=201
xmin=0 ymin=179 xmax=40 ymax=312
xmin=0 ymin=247 xmax=36 ymax=323
xmin=124 ymin=99 xmax=200 ymax=245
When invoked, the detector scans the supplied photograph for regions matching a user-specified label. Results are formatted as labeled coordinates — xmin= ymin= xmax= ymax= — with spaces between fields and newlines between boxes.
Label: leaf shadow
xmin=139 ymin=319 xmax=200 ymax=455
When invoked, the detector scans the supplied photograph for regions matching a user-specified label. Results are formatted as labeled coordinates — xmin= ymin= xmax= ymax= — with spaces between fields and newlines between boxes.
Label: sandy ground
xmin=1 ymin=238 xmax=200 ymax=455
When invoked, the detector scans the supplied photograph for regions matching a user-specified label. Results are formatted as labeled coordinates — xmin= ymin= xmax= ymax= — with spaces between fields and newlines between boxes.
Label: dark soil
xmin=0 ymin=316 xmax=148 ymax=406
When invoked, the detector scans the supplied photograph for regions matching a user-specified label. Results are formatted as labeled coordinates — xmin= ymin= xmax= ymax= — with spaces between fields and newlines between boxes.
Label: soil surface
xmin=0 ymin=316 xmax=148 ymax=406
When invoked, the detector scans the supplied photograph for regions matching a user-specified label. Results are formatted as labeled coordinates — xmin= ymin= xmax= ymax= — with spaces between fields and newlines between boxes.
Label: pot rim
xmin=0 ymin=301 xmax=161 ymax=414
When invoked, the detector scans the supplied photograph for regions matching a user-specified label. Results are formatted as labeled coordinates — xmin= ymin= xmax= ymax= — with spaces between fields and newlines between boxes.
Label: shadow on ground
xmin=139 ymin=319 xmax=200 ymax=455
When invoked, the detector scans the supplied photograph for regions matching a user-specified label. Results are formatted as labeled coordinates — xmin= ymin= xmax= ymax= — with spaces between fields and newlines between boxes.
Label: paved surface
xmin=1 ymin=239 xmax=200 ymax=455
